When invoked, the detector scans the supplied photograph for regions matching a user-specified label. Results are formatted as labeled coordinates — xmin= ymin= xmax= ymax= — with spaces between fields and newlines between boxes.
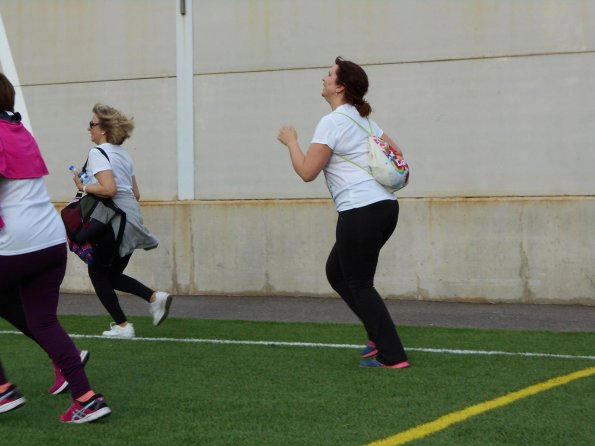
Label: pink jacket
xmin=0 ymin=118 xmax=49 ymax=229
xmin=0 ymin=119 xmax=48 ymax=179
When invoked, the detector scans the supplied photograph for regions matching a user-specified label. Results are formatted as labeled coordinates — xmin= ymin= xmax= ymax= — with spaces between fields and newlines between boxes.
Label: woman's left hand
xmin=277 ymin=126 xmax=298 ymax=147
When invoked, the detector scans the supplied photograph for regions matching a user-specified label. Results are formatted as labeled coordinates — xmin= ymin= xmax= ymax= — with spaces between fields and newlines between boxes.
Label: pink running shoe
xmin=60 ymin=394 xmax=111 ymax=424
xmin=49 ymin=350 xmax=90 ymax=395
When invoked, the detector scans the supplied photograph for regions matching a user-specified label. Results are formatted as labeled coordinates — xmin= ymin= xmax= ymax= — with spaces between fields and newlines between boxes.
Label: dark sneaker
xmin=0 ymin=385 xmax=26 ymax=414
xmin=60 ymin=393 xmax=111 ymax=424
xmin=360 ymin=341 xmax=378 ymax=358
xmin=49 ymin=350 xmax=90 ymax=395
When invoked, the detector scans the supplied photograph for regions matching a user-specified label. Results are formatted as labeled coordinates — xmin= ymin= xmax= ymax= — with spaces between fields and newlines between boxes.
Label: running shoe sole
xmin=0 ymin=396 xmax=26 ymax=413
xmin=66 ymin=406 xmax=112 ymax=424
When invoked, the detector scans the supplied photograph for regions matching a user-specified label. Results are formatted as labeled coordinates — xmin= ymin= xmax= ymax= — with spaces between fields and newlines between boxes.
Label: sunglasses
xmin=89 ymin=121 xmax=101 ymax=128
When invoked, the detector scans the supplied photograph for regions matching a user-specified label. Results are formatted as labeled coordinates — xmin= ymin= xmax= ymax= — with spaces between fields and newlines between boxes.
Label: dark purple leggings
xmin=0 ymin=243 xmax=91 ymax=399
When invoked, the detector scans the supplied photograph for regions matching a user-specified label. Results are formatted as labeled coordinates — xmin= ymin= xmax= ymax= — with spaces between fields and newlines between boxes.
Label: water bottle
xmin=69 ymin=165 xmax=91 ymax=184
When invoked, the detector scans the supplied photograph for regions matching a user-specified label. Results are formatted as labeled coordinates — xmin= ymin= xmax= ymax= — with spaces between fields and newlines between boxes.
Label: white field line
xmin=1 ymin=330 xmax=594 ymax=361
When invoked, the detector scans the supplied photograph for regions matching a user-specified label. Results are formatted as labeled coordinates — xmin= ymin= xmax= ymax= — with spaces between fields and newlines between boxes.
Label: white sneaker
xmin=150 ymin=291 xmax=172 ymax=326
xmin=102 ymin=322 xmax=135 ymax=338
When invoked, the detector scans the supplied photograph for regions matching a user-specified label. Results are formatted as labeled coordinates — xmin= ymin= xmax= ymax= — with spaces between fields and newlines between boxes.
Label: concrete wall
xmin=58 ymin=196 xmax=595 ymax=305
xmin=1 ymin=1 xmax=593 ymax=303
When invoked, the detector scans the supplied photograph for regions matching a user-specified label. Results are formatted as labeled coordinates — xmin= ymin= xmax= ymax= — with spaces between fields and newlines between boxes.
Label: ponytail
xmin=335 ymin=57 xmax=372 ymax=117
xmin=355 ymin=100 xmax=372 ymax=118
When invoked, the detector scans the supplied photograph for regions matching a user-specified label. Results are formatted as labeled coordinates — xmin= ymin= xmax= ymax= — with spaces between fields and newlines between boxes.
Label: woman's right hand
xmin=72 ymin=172 xmax=83 ymax=191
xmin=277 ymin=126 xmax=298 ymax=147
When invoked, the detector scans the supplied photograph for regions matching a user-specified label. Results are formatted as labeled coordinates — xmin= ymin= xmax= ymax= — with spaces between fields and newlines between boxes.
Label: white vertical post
xmin=0 ymin=12 xmax=32 ymax=133
xmin=176 ymin=0 xmax=195 ymax=199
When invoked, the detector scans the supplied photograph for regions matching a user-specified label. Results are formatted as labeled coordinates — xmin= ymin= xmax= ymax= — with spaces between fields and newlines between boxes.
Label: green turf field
xmin=1 ymin=316 xmax=593 ymax=445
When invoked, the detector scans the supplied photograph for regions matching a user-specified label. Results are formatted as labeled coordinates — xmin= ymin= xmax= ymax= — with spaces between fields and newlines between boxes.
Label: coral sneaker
xmin=60 ymin=394 xmax=111 ymax=424
xmin=0 ymin=385 xmax=26 ymax=414
xmin=359 ymin=359 xmax=410 ymax=369
xmin=49 ymin=350 xmax=90 ymax=395
xmin=150 ymin=291 xmax=172 ymax=326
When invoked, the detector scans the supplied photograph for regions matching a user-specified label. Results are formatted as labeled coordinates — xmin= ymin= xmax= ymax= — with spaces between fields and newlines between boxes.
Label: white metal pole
xmin=176 ymin=0 xmax=195 ymax=200
xmin=0 ymin=12 xmax=33 ymax=133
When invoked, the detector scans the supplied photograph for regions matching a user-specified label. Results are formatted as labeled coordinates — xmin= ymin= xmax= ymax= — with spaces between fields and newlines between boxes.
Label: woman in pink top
xmin=0 ymin=73 xmax=110 ymax=423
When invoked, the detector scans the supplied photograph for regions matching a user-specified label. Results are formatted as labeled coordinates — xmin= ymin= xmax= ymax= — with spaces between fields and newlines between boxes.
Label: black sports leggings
xmin=88 ymin=253 xmax=153 ymax=325
xmin=325 ymin=199 xmax=407 ymax=365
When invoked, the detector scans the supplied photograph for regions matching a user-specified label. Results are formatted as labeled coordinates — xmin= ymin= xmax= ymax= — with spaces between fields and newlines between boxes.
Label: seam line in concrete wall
xmin=14 ymin=50 xmax=595 ymax=87
xmin=193 ymin=50 xmax=595 ymax=76
xmin=16 ymin=75 xmax=177 ymax=88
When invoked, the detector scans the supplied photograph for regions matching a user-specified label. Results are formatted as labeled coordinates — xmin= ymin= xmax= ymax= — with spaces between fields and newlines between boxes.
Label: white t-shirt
xmin=85 ymin=143 xmax=135 ymax=196
xmin=0 ymin=177 xmax=66 ymax=255
xmin=312 ymin=104 xmax=395 ymax=211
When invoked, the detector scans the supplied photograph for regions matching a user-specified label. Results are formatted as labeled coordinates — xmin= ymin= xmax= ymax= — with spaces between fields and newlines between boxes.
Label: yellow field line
xmin=367 ymin=366 xmax=595 ymax=446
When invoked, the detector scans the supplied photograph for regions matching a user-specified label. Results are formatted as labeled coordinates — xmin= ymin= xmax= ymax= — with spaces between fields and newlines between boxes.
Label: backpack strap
xmin=333 ymin=112 xmax=375 ymax=136
xmin=82 ymin=146 xmax=110 ymax=173
xmin=331 ymin=112 xmax=372 ymax=174
xmin=334 ymin=152 xmax=368 ymax=172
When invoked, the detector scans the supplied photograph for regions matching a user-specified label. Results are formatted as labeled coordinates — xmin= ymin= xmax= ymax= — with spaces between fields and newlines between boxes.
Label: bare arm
xmin=73 ymin=169 xmax=117 ymax=198
xmin=278 ymin=126 xmax=332 ymax=182
xmin=132 ymin=176 xmax=141 ymax=200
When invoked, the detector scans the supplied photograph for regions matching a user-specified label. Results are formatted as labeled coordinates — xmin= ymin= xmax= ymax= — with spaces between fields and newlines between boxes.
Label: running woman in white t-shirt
xmin=277 ymin=57 xmax=409 ymax=369
xmin=72 ymin=103 xmax=171 ymax=339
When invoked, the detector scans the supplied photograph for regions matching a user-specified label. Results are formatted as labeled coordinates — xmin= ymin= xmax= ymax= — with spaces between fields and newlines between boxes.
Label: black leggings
xmin=325 ymin=199 xmax=407 ymax=365
xmin=88 ymin=253 xmax=153 ymax=325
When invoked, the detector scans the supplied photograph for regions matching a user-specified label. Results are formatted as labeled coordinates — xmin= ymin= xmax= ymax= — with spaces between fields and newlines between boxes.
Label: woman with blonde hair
xmin=73 ymin=103 xmax=171 ymax=338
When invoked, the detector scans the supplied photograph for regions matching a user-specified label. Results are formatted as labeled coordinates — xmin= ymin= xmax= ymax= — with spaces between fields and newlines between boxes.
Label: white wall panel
xmin=368 ymin=52 xmax=595 ymax=197
xmin=194 ymin=68 xmax=330 ymax=199
xmin=194 ymin=52 xmax=594 ymax=199
xmin=0 ymin=0 xmax=175 ymax=84
xmin=195 ymin=0 xmax=594 ymax=73
xmin=23 ymin=78 xmax=178 ymax=201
